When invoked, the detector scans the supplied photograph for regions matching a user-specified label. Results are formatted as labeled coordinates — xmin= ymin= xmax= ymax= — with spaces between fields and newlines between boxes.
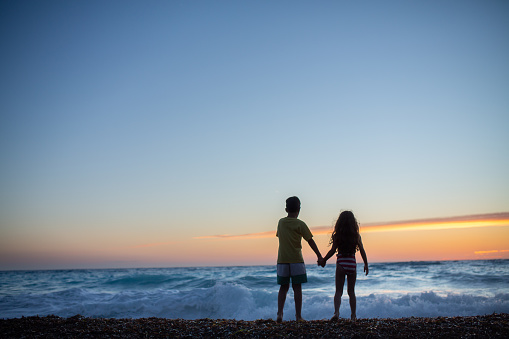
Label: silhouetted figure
xmin=320 ymin=211 xmax=369 ymax=321
xmin=276 ymin=196 xmax=322 ymax=322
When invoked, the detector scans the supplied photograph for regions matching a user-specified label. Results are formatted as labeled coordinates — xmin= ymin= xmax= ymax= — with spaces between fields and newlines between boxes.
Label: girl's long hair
xmin=329 ymin=211 xmax=360 ymax=255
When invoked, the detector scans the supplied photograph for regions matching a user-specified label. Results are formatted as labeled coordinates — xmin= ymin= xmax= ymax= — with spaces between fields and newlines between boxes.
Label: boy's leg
xmin=277 ymin=284 xmax=290 ymax=323
xmin=333 ymin=265 xmax=346 ymax=320
xmin=292 ymin=283 xmax=303 ymax=321
xmin=346 ymin=273 xmax=357 ymax=321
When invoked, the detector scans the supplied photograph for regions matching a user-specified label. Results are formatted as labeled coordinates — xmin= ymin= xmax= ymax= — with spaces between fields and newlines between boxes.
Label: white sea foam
xmin=1 ymin=283 xmax=508 ymax=320
xmin=1 ymin=260 xmax=508 ymax=320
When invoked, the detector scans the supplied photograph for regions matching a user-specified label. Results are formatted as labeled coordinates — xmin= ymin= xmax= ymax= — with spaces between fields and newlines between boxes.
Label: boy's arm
xmin=307 ymin=238 xmax=322 ymax=260
xmin=358 ymin=236 xmax=369 ymax=275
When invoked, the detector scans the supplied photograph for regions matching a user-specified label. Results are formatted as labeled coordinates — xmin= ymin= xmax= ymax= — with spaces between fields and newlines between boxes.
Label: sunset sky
xmin=1 ymin=1 xmax=508 ymax=270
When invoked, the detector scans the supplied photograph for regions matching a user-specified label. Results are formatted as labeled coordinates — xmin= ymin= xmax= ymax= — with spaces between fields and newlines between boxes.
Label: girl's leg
xmin=333 ymin=265 xmax=346 ymax=320
xmin=292 ymin=283 xmax=303 ymax=321
xmin=346 ymin=273 xmax=357 ymax=321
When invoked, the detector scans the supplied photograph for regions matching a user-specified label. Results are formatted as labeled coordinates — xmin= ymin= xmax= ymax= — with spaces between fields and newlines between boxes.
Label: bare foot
xmin=351 ymin=314 xmax=357 ymax=322
xmin=296 ymin=316 xmax=306 ymax=322
xmin=330 ymin=313 xmax=339 ymax=321
xmin=276 ymin=313 xmax=283 ymax=323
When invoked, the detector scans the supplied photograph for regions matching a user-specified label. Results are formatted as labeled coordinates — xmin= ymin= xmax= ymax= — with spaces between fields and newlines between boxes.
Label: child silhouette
xmin=276 ymin=196 xmax=322 ymax=322
xmin=319 ymin=211 xmax=368 ymax=321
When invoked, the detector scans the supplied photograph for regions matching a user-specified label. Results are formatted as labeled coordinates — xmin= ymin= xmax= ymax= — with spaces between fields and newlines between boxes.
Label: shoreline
xmin=1 ymin=313 xmax=508 ymax=338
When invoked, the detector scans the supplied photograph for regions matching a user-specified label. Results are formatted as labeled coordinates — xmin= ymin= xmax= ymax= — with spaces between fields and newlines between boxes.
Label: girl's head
xmin=335 ymin=211 xmax=358 ymax=232
xmin=330 ymin=210 xmax=360 ymax=254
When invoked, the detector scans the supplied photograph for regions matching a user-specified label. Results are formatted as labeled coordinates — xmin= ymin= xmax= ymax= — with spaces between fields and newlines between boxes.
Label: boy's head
xmin=285 ymin=196 xmax=301 ymax=214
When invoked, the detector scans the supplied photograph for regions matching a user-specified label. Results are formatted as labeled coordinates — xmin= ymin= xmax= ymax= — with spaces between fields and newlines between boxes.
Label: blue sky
xmin=1 ymin=1 xmax=508 ymax=269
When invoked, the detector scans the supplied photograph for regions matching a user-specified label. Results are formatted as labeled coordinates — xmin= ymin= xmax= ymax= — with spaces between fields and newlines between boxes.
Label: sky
xmin=1 ymin=1 xmax=508 ymax=270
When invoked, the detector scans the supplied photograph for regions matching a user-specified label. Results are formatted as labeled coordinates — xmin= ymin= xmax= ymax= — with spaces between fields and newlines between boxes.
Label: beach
xmin=1 ymin=314 xmax=507 ymax=338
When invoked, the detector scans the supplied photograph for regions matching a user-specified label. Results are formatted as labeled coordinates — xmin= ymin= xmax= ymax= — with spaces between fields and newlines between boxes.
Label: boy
xmin=276 ymin=196 xmax=322 ymax=322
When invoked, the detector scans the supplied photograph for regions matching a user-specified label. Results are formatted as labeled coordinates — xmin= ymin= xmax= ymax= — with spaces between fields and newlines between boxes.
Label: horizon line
xmin=2 ymin=256 xmax=508 ymax=272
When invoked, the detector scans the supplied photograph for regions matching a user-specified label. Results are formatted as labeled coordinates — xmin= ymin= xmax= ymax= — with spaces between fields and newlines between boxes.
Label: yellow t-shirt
xmin=276 ymin=217 xmax=313 ymax=263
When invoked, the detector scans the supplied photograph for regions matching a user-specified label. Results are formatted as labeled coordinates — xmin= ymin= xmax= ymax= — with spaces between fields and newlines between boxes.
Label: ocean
xmin=1 ymin=260 xmax=507 ymax=321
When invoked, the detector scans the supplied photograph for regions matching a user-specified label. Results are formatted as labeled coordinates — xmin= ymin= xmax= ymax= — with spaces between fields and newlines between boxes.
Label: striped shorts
xmin=337 ymin=253 xmax=356 ymax=275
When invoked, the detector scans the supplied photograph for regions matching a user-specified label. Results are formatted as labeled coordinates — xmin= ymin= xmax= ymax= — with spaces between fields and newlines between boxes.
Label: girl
xmin=320 ymin=211 xmax=368 ymax=321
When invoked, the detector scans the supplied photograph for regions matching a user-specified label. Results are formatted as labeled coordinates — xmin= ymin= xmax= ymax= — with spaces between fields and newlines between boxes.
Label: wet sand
xmin=1 ymin=313 xmax=507 ymax=338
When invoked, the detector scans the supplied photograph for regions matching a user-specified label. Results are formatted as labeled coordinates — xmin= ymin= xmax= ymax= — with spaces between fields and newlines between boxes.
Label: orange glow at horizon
xmin=474 ymin=249 xmax=509 ymax=255
xmin=193 ymin=212 xmax=509 ymax=265
xmin=195 ymin=212 xmax=509 ymax=240
xmin=358 ymin=218 xmax=509 ymax=233
xmin=2 ymin=213 xmax=508 ymax=270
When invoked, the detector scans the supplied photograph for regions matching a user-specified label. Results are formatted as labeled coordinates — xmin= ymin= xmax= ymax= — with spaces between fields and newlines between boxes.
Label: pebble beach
xmin=1 ymin=313 xmax=508 ymax=338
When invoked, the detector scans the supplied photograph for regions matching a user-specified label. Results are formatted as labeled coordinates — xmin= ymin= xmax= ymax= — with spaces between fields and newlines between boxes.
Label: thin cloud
xmin=194 ymin=231 xmax=275 ymax=240
xmin=474 ymin=249 xmax=509 ymax=255
xmin=358 ymin=212 xmax=509 ymax=233
xmin=195 ymin=212 xmax=509 ymax=240
xmin=130 ymin=241 xmax=176 ymax=248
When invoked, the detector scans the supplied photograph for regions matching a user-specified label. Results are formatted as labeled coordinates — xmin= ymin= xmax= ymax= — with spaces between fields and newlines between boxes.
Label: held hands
xmin=317 ymin=257 xmax=326 ymax=268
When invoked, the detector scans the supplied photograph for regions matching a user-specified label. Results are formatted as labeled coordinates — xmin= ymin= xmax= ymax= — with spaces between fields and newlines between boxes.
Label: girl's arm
xmin=358 ymin=235 xmax=369 ymax=275
xmin=321 ymin=243 xmax=337 ymax=265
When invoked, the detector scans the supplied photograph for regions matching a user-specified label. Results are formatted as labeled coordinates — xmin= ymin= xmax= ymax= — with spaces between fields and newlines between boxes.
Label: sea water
xmin=1 ymin=260 xmax=508 ymax=320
